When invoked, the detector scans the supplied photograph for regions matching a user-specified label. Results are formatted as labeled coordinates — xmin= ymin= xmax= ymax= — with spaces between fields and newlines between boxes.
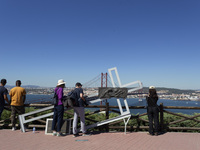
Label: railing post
xmin=105 ymin=102 xmax=109 ymax=132
xmin=160 ymin=103 xmax=164 ymax=133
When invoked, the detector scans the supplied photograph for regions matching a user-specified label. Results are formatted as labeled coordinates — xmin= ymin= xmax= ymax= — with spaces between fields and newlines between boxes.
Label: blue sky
xmin=0 ymin=0 xmax=200 ymax=89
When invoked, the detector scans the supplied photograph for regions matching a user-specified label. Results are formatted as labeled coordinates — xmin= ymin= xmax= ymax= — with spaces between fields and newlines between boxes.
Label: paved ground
xmin=0 ymin=129 xmax=199 ymax=150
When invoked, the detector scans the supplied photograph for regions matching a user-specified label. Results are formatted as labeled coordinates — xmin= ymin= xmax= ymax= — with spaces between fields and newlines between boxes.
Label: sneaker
xmin=12 ymin=127 xmax=16 ymax=131
xmin=73 ymin=134 xmax=79 ymax=138
xmin=147 ymin=133 xmax=154 ymax=136
xmin=52 ymin=132 xmax=57 ymax=136
xmin=82 ymin=133 xmax=91 ymax=136
xmin=57 ymin=132 xmax=63 ymax=137
xmin=154 ymin=132 xmax=158 ymax=136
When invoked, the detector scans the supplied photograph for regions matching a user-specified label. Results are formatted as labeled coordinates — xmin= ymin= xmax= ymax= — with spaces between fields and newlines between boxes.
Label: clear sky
xmin=0 ymin=0 xmax=200 ymax=89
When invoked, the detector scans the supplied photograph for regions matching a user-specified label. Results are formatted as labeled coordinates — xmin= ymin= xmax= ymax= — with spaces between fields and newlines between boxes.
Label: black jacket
xmin=146 ymin=96 xmax=158 ymax=107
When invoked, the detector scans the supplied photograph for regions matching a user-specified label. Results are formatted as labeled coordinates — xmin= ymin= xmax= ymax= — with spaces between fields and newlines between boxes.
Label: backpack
xmin=52 ymin=88 xmax=59 ymax=105
xmin=62 ymin=88 xmax=88 ymax=107
xmin=62 ymin=90 xmax=77 ymax=107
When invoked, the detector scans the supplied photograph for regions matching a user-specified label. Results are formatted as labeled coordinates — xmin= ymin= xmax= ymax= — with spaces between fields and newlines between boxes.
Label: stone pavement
xmin=0 ymin=129 xmax=199 ymax=150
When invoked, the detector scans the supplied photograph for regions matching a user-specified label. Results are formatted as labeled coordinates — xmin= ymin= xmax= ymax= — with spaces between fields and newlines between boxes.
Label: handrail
xmin=163 ymin=106 xmax=200 ymax=109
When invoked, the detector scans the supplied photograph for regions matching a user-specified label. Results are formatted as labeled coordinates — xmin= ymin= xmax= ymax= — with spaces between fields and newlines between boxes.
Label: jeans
xmin=73 ymin=107 xmax=86 ymax=134
xmin=147 ymin=106 xmax=159 ymax=134
xmin=52 ymin=105 xmax=64 ymax=132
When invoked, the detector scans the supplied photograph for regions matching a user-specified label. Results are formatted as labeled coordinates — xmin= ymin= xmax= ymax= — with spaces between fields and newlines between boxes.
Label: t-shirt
xmin=73 ymin=88 xmax=84 ymax=107
xmin=10 ymin=87 xmax=26 ymax=106
xmin=0 ymin=86 xmax=8 ymax=106
xmin=55 ymin=87 xmax=63 ymax=105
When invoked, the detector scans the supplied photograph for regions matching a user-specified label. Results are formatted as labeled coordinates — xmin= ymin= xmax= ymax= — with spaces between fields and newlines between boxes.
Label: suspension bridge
xmin=82 ymin=70 xmax=144 ymax=97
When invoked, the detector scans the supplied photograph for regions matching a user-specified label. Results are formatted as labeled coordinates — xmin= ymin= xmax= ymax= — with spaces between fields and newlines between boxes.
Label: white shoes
xmin=52 ymin=132 xmax=57 ymax=136
xmin=12 ymin=126 xmax=27 ymax=131
xmin=52 ymin=132 xmax=63 ymax=137
xmin=82 ymin=133 xmax=91 ymax=136
xmin=12 ymin=127 xmax=16 ymax=131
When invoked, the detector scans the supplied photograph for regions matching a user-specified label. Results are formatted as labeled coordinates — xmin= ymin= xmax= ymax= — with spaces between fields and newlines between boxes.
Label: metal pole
xmin=160 ymin=103 xmax=164 ymax=133
xmin=100 ymin=73 xmax=103 ymax=107
xmin=106 ymin=102 xmax=109 ymax=132
xmin=105 ymin=73 xmax=108 ymax=103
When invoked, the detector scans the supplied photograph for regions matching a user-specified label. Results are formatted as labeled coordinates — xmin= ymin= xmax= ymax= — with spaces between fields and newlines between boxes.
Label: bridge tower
xmin=100 ymin=73 xmax=108 ymax=106
xmin=101 ymin=73 xmax=108 ymax=88
xmin=138 ymin=83 xmax=143 ymax=101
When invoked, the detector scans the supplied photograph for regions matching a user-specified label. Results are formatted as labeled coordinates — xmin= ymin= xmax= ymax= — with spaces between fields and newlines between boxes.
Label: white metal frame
xmin=19 ymin=106 xmax=54 ymax=133
xmin=108 ymin=67 xmax=143 ymax=114
xmin=85 ymin=67 xmax=143 ymax=134
xmin=108 ymin=67 xmax=143 ymax=134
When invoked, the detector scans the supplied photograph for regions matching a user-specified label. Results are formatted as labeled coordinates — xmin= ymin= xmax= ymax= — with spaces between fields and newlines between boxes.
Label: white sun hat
xmin=149 ymin=86 xmax=155 ymax=89
xmin=57 ymin=79 xmax=66 ymax=86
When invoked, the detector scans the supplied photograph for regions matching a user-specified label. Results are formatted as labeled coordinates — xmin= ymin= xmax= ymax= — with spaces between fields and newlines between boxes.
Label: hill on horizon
xmin=142 ymin=87 xmax=198 ymax=94
xmin=5 ymin=85 xmax=40 ymax=88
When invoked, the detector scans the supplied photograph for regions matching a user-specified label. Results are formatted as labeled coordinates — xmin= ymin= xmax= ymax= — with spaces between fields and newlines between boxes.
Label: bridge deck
xmin=0 ymin=129 xmax=199 ymax=150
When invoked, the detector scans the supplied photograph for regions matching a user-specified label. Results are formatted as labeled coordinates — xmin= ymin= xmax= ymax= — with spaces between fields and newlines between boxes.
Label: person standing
xmin=9 ymin=80 xmax=26 ymax=131
xmin=72 ymin=82 xmax=90 ymax=137
xmin=52 ymin=79 xmax=65 ymax=137
xmin=146 ymin=86 xmax=159 ymax=136
xmin=0 ymin=79 xmax=9 ymax=119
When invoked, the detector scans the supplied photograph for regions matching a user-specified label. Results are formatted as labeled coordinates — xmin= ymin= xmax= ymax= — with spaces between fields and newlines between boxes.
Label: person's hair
xmin=75 ymin=82 xmax=82 ymax=87
xmin=1 ymin=79 xmax=7 ymax=86
xmin=16 ymin=80 xmax=21 ymax=86
xmin=57 ymin=84 xmax=65 ymax=88
xmin=149 ymin=89 xmax=158 ymax=99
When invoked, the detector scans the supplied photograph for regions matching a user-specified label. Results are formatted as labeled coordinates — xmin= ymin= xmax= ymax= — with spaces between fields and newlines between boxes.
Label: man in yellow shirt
xmin=9 ymin=80 xmax=26 ymax=131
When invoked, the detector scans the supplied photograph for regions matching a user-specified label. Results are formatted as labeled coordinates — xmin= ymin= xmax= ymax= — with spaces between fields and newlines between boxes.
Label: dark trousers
xmin=11 ymin=106 xmax=25 ymax=127
xmin=0 ymin=105 xmax=4 ymax=119
xmin=52 ymin=105 xmax=64 ymax=132
xmin=147 ymin=107 xmax=159 ymax=134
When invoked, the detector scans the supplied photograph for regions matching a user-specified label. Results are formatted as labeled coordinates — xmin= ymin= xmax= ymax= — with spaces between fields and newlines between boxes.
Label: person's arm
xmin=80 ymin=93 xmax=86 ymax=101
xmin=23 ymin=89 xmax=26 ymax=104
xmin=155 ymin=96 xmax=159 ymax=104
xmin=10 ymin=93 xmax=12 ymax=102
xmin=79 ymin=88 xmax=85 ymax=101
xmin=4 ymin=94 xmax=10 ymax=105
xmin=22 ymin=95 xmax=26 ymax=103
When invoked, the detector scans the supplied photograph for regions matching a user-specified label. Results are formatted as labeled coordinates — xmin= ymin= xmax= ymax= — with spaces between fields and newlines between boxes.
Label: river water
xmin=24 ymin=95 xmax=200 ymax=115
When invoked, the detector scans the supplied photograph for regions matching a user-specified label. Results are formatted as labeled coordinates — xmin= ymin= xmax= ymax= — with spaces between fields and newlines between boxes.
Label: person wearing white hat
xmin=57 ymin=79 xmax=66 ymax=87
xmin=52 ymin=79 xmax=66 ymax=137
xmin=146 ymin=86 xmax=159 ymax=136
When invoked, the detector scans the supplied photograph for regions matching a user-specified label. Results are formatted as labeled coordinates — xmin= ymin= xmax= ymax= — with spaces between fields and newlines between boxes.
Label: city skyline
xmin=0 ymin=0 xmax=200 ymax=89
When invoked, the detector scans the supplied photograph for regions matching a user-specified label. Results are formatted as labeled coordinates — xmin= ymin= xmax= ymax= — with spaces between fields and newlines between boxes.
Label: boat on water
xmin=138 ymin=98 xmax=143 ymax=102
xmin=188 ymin=96 xmax=200 ymax=101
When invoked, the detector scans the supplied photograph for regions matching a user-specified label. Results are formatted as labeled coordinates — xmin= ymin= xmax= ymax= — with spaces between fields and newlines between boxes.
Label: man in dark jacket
xmin=72 ymin=82 xmax=90 ymax=137
xmin=0 ymin=79 xmax=9 ymax=119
